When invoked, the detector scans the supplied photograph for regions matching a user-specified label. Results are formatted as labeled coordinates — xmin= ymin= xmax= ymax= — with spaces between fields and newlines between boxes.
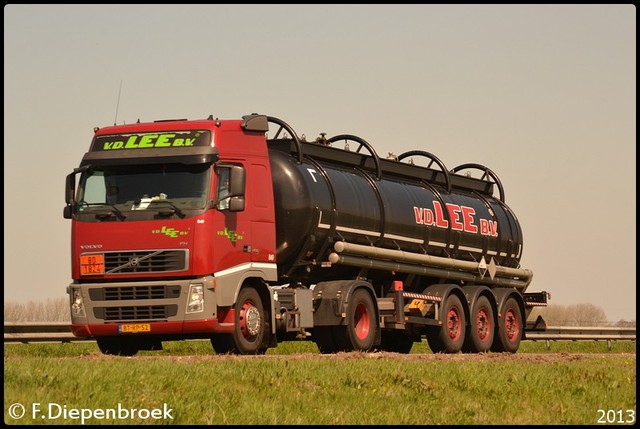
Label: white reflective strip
xmin=383 ymin=233 xmax=423 ymax=244
xmin=336 ymin=225 xmax=381 ymax=237
xmin=214 ymin=262 xmax=278 ymax=279
xmin=317 ymin=211 xmax=381 ymax=237
xmin=458 ymin=245 xmax=485 ymax=253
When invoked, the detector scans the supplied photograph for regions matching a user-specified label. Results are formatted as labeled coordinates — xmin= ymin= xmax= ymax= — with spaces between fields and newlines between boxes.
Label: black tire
xmin=462 ymin=295 xmax=495 ymax=353
xmin=491 ymin=296 xmax=523 ymax=353
xmin=426 ymin=293 xmax=466 ymax=353
xmin=378 ymin=330 xmax=414 ymax=354
xmin=333 ymin=288 xmax=377 ymax=352
xmin=97 ymin=337 xmax=139 ymax=356
xmin=425 ymin=326 xmax=445 ymax=353
xmin=210 ymin=287 xmax=267 ymax=355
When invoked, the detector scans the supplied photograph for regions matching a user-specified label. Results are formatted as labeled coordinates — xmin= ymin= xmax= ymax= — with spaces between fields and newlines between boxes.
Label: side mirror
xmin=64 ymin=171 xmax=78 ymax=219
xmin=228 ymin=196 xmax=245 ymax=212
xmin=65 ymin=172 xmax=76 ymax=205
xmin=64 ymin=165 xmax=90 ymax=219
xmin=215 ymin=164 xmax=246 ymax=212
xmin=228 ymin=165 xmax=246 ymax=197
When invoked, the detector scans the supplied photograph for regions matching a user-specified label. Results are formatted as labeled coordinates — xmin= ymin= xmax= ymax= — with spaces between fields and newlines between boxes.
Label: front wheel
xmin=211 ymin=287 xmax=268 ymax=355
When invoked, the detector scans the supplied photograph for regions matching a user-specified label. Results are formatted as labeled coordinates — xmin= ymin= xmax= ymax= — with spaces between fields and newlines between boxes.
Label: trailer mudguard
xmin=462 ymin=285 xmax=499 ymax=326
xmin=492 ymin=287 xmax=526 ymax=340
xmin=312 ymin=280 xmax=377 ymax=326
xmin=422 ymin=283 xmax=470 ymax=324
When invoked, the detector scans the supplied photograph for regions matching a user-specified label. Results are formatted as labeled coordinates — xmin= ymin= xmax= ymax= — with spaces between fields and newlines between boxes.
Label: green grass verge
xmin=4 ymin=340 xmax=636 ymax=425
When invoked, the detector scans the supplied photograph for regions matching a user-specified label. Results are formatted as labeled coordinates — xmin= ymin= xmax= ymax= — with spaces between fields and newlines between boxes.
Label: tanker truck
xmin=63 ymin=114 xmax=548 ymax=356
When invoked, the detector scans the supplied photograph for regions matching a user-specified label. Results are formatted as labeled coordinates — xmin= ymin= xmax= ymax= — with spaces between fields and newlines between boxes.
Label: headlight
xmin=186 ymin=284 xmax=204 ymax=313
xmin=71 ymin=289 xmax=86 ymax=317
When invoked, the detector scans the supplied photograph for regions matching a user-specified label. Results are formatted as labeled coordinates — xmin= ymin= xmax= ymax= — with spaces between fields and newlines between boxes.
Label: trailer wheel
xmin=426 ymin=293 xmax=466 ymax=353
xmin=333 ymin=288 xmax=377 ymax=352
xmin=378 ymin=330 xmax=414 ymax=354
xmin=97 ymin=337 xmax=139 ymax=356
xmin=211 ymin=287 xmax=267 ymax=355
xmin=492 ymin=296 xmax=522 ymax=353
xmin=462 ymin=295 xmax=495 ymax=353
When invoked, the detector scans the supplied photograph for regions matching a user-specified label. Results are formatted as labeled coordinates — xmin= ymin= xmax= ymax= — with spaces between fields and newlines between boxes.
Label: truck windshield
xmin=77 ymin=163 xmax=211 ymax=215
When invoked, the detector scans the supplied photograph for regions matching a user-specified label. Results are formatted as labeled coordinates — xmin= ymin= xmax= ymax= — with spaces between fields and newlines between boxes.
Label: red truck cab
xmin=65 ymin=115 xmax=278 ymax=354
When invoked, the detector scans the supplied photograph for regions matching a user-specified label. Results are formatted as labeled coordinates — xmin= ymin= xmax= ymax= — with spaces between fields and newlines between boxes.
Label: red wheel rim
xmin=446 ymin=306 xmax=462 ymax=341
xmin=476 ymin=308 xmax=491 ymax=341
xmin=504 ymin=308 xmax=520 ymax=342
xmin=239 ymin=300 xmax=260 ymax=339
xmin=353 ymin=302 xmax=370 ymax=340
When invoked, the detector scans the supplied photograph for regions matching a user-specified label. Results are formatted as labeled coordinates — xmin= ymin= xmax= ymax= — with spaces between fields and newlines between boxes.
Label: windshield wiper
xmin=149 ymin=200 xmax=186 ymax=219
xmin=82 ymin=202 xmax=126 ymax=221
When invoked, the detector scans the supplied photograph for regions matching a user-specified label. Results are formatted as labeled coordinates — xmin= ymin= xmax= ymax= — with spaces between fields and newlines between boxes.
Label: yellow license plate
xmin=80 ymin=254 xmax=105 ymax=275
xmin=119 ymin=323 xmax=151 ymax=333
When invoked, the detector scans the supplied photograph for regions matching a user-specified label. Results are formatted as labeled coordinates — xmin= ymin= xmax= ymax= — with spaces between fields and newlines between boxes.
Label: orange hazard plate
xmin=119 ymin=323 xmax=151 ymax=333
xmin=80 ymin=254 xmax=105 ymax=275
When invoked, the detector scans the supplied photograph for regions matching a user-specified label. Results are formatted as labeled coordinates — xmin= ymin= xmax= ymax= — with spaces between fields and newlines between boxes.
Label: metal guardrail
xmin=525 ymin=326 xmax=637 ymax=341
xmin=3 ymin=322 xmax=91 ymax=343
xmin=4 ymin=322 xmax=636 ymax=348
xmin=524 ymin=316 xmax=636 ymax=350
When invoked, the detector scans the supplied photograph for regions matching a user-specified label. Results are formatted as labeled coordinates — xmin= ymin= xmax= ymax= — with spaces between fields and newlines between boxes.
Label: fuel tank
xmin=268 ymin=139 xmax=523 ymax=280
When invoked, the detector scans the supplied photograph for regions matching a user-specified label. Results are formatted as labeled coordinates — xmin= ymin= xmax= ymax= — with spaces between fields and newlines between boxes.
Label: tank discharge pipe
xmin=329 ymin=241 xmax=533 ymax=290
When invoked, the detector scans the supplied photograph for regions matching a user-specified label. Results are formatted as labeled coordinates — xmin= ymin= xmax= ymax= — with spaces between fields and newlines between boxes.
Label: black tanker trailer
xmin=260 ymin=115 xmax=546 ymax=354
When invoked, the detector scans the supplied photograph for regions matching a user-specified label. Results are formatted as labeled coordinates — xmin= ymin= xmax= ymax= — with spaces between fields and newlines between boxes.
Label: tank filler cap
xmin=315 ymin=133 xmax=328 ymax=145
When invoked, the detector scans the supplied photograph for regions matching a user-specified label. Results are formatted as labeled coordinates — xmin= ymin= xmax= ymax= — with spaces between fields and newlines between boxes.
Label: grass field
xmin=4 ymin=340 xmax=636 ymax=425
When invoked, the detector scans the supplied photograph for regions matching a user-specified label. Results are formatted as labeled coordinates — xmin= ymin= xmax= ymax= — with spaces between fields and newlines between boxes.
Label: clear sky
xmin=4 ymin=4 xmax=636 ymax=322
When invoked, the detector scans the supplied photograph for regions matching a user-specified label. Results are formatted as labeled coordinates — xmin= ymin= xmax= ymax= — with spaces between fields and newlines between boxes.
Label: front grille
xmin=94 ymin=305 xmax=178 ymax=321
xmin=104 ymin=250 xmax=188 ymax=274
xmin=89 ymin=285 xmax=181 ymax=301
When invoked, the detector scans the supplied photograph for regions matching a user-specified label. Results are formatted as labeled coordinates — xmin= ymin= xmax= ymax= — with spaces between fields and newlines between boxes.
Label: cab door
xmin=212 ymin=163 xmax=251 ymax=271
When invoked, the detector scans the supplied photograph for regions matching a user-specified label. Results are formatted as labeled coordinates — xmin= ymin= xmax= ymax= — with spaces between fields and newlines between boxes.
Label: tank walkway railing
xmin=4 ymin=322 xmax=636 ymax=348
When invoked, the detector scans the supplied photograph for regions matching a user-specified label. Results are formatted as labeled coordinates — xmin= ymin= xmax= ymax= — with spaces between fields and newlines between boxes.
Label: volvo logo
xmin=129 ymin=257 xmax=140 ymax=267
xmin=80 ymin=244 xmax=103 ymax=249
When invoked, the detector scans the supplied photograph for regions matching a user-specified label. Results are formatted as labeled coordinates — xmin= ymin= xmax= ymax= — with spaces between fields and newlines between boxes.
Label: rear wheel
xmin=426 ymin=293 xmax=466 ymax=353
xmin=491 ymin=296 xmax=522 ymax=353
xmin=333 ymin=288 xmax=377 ymax=352
xmin=462 ymin=295 xmax=495 ymax=353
